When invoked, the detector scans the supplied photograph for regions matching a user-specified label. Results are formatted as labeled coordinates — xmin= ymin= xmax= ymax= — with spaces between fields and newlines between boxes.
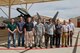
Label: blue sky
xmin=0 ymin=0 xmax=80 ymax=19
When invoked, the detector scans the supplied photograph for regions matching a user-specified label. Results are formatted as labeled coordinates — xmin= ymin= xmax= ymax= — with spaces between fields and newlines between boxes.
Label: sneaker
xmin=30 ymin=46 xmax=33 ymax=49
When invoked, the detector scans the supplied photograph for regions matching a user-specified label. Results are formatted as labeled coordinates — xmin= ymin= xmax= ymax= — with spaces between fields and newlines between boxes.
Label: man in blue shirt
xmin=55 ymin=19 xmax=62 ymax=48
xmin=17 ymin=16 xmax=25 ymax=47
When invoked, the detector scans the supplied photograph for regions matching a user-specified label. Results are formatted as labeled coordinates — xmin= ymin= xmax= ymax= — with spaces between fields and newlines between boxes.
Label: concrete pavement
xmin=0 ymin=28 xmax=80 ymax=53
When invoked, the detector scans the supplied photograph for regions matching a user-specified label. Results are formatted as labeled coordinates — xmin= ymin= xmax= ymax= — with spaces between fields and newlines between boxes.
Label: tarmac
xmin=0 ymin=28 xmax=80 ymax=53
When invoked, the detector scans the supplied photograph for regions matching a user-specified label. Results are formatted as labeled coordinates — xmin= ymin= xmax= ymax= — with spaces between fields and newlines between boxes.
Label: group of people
xmin=7 ymin=16 xmax=75 ymax=49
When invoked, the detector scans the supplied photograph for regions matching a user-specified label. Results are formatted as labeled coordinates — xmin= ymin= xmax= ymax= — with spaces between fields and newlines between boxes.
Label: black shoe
xmin=14 ymin=45 xmax=16 ymax=48
xmin=30 ymin=46 xmax=33 ymax=49
xmin=65 ymin=45 xmax=68 ymax=47
xmin=50 ymin=46 xmax=53 ymax=48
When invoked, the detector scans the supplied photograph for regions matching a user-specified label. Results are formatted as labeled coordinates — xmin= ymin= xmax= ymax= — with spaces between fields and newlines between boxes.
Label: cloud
xmin=0 ymin=0 xmax=80 ymax=19
xmin=28 ymin=0 xmax=80 ymax=19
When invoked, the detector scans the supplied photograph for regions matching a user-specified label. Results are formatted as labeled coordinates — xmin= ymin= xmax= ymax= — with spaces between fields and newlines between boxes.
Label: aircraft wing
xmin=0 ymin=0 xmax=60 ymax=6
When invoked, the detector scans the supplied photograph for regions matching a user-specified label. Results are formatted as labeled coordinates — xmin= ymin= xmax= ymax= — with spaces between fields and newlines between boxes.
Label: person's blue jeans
xmin=18 ymin=33 xmax=24 ymax=47
xmin=8 ymin=32 xmax=16 ymax=48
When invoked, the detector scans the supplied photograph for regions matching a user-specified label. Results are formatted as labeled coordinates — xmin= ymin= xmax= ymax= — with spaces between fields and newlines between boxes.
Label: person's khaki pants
xmin=62 ymin=32 xmax=68 ymax=46
xmin=25 ymin=31 xmax=33 ymax=47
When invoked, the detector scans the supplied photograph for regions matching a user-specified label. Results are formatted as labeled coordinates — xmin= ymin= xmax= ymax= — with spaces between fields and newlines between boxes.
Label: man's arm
xmin=24 ymin=28 xmax=26 ymax=36
xmin=32 ymin=23 xmax=35 ymax=36
xmin=8 ymin=28 xmax=13 ymax=33
xmin=17 ymin=26 xmax=22 ymax=33
xmin=13 ymin=29 xmax=17 ymax=33
xmin=42 ymin=25 xmax=45 ymax=35
xmin=7 ymin=24 xmax=13 ymax=33
xmin=32 ymin=28 xmax=35 ymax=35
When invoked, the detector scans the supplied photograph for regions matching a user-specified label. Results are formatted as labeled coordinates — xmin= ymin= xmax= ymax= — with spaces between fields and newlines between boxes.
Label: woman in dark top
xmin=24 ymin=17 xmax=34 ymax=49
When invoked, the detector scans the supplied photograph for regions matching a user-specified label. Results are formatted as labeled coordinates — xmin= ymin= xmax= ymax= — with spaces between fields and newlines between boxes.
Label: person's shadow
xmin=19 ymin=49 xmax=31 ymax=53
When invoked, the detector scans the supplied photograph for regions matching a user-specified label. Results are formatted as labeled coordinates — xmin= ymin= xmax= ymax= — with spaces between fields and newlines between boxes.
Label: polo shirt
xmin=24 ymin=22 xmax=34 ymax=31
xmin=17 ymin=21 xmax=25 ymax=31
xmin=7 ymin=23 xmax=17 ymax=31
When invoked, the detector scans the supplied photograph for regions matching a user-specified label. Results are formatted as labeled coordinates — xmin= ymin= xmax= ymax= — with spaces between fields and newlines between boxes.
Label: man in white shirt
xmin=62 ymin=20 xmax=69 ymax=47
xmin=45 ymin=19 xmax=55 ymax=48
xmin=32 ymin=17 xmax=37 ymax=27
xmin=68 ymin=19 xmax=75 ymax=47
xmin=32 ymin=17 xmax=37 ymax=46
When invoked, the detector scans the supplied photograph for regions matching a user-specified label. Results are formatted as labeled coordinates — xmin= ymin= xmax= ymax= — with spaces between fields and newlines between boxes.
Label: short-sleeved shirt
xmin=24 ymin=22 xmax=34 ymax=31
xmin=68 ymin=23 xmax=75 ymax=31
xmin=55 ymin=24 xmax=62 ymax=34
xmin=35 ymin=23 xmax=45 ymax=35
xmin=7 ymin=23 xmax=17 ymax=31
xmin=17 ymin=21 xmax=25 ymax=31
xmin=46 ymin=23 xmax=55 ymax=35
xmin=62 ymin=25 xmax=69 ymax=32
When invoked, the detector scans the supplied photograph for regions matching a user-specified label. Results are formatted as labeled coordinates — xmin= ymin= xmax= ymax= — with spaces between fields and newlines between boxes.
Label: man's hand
xmin=11 ymin=31 xmax=14 ymax=34
xmin=19 ymin=31 xmax=23 ymax=34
